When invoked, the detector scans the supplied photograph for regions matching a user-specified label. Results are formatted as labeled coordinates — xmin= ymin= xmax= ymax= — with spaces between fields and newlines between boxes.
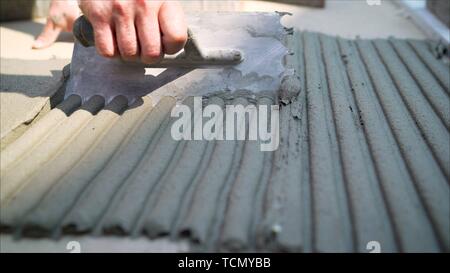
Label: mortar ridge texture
xmin=1 ymin=31 xmax=449 ymax=252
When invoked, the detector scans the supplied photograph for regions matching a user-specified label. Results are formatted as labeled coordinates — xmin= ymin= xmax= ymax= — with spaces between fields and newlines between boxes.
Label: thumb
xmin=32 ymin=18 xmax=62 ymax=49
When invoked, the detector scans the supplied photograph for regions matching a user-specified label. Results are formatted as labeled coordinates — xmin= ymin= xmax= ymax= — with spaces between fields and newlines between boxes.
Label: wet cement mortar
xmin=1 ymin=23 xmax=449 ymax=252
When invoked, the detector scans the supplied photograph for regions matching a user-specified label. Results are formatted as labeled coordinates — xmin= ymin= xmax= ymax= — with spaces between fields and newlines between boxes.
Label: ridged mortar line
xmin=373 ymin=39 xmax=449 ymax=179
xmin=338 ymin=38 xmax=401 ymax=252
xmin=219 ymin=99 xmax=266 ymax=251
xmin=281 ymin=31 xmax=311 ymax=252
xmin=390 ymin=39 xmax=450 ymax=130
xmin=171 ymin=140 xmax=219 ymax=240
xmin=129 ymin=98 xmax=197 ymax=237
xmin=130 ymin=142 xmax=187 ymax=238
xmin=345 ymin=38 xmax=437 ymax=252
xmin=257 ymin=99 xmax=304 ymax=252
xmin=0 ymin=95 xmax=82 ymax=171
xmin=206 ymin=98 xmax=249 ymax=252
xmin=170 ymin=142 xmax=217 ymax=238
xmin=0 ymin=96 xmax=105 ymax=203
xmin=297 ymin=31 xmax=313 ymax=253
xmin=318 ymin=36 xmax=356 ymax=243
xmin=288 ymin=31 xmax=305 ymax=121
xmin=248 ymin=97 xmax=276 ymax=251
xmin=366 ymin=42 xmax=450 ymax=249
xmin=337 ymin=38 xmax=392 ymax=239
xmin=356 ymin=39 xmax=446 ymax=251
xmin=58 ymin=97 xmax=174 ymax=234
xmin=249 ymin=149 xmax=274 ymax=251
xmin=19 ymin=97 xmax=153 ymax=236
xmin=255 ymin=102 xmax=291 ymax=251
xmin=93 ymin=102 xmax=175 ymax=235
xmin=174 ymin=97 xmax=226 ymax=242
xmin=142 ymin=99 xmax=215 ymax=238
xmin=177 ymin=99 xmax=239 ymax=247
xmin=91 ymin=98 xmax=177 ymax=236
xmin=300 ymin=97 xmax=312 ymax=253
xmin=321 ymin=34 xmax=397 ymax=252
xmin=282 ymin=105 xmax=304 ymax=252
xmin=1 ymin=96 xmax=128 ymax=230
xmin=304 ymin=32 xmax=354 ymax=252
xmin=318 ymin=33 xmax=356 ymax=250
xmin=408 ymin=40 xmax=450 ymax=93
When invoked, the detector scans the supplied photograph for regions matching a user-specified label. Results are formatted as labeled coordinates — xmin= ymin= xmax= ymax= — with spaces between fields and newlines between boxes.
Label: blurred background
xmin=1 ymin=0 xmax=449 ymax=61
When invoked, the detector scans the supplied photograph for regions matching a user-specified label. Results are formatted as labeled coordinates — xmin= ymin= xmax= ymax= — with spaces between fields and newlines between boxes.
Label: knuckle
xmin=117 ymin=31 xmax=138 ymax=57
xmin=121 ymin=46 xmax=138 ymax=57
xmin=135 ymin=0 xmax=149 ymax=9
xmin=164 ymin=32 xmax=187 ymax=54
xmin=144 ymin=50 xmax=161 ymax=59
xmin=90 ymin=10 xmax=106 ymax=22
xmin=92 ymin=21 xmax=109 ymax=33
xmin=95 ymin=38 xmax=115 ymax=58
xmin=98 ymin=47 xmax=115 ymax=58
xmin=170 ymin=32 xmax=188 ymax=45
xmin=112 ymin=0 xmax=131 ymax=18
xmin=142 ymin=49 xmax=162 ymax=61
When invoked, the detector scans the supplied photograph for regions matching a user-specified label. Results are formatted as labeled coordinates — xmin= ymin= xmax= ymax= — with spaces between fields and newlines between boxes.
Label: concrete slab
xmin=0 ymin=18 xmax=74 ymax=60
xmin=0 ymin=19 xmax=71 ymax=146
xmin=0 ymin=58 xmax=69 ymax=147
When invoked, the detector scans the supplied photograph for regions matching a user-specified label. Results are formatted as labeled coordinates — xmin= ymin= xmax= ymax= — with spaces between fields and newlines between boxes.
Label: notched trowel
xmin=65 ymin=12 xmax=290 ymax=104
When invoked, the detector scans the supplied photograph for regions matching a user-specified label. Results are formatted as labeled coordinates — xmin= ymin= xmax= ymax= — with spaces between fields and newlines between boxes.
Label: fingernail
xmin=32 ymin=40 xmax=43 ymax=49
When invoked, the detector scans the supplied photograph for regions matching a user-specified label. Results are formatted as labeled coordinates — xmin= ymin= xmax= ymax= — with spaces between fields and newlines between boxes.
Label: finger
xmin=113 ymin=6 xmax=139 ymax=60
xmin=32 ymin=18 xmax=62 ymax=49
xmin=63 ymin=13 xmax=77 ymax=33
xmin=158 ymin=2 xmax=187 ymax=54
xmin=92 ymin=21 xmax=117 ymax=58
xmin=135 ymin=5 xmax=162 ymax=64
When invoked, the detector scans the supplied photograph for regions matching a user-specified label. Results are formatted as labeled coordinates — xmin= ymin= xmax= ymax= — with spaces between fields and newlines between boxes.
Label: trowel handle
xmin=73 ymin=15 xmax=195 ymax=48
xmin=72 ymin=15 xmax=243 ymax=67
xmin=72 ymin=15 xmax=198 ymax=55
xmin=73 ymin=15 xmax=95 ymax=47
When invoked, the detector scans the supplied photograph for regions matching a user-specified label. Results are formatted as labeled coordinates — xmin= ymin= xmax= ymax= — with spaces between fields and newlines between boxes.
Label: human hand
xmin=32 ymin=0 xmax=80 ymax=49
xmin=78 ymin=0 xmax=188 ymax=63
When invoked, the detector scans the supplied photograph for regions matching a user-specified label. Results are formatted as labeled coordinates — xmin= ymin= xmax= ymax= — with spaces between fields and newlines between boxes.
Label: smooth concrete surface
xmin=0 ymin=58 xmax=69 ymax=143
xmin=0 ymin=17 xmax=72 ymax=146
xmin=0 ymin=18 xmax=73 ymax=60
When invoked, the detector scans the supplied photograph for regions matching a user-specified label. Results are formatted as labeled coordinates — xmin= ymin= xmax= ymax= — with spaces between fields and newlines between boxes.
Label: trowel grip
xmin=72 ymin=15 xmax=243 ymax=67
xmin=73 ymin=15 xmax=197 ymax=53
xmin=73 ymin=15 xmax=95 ymax=47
